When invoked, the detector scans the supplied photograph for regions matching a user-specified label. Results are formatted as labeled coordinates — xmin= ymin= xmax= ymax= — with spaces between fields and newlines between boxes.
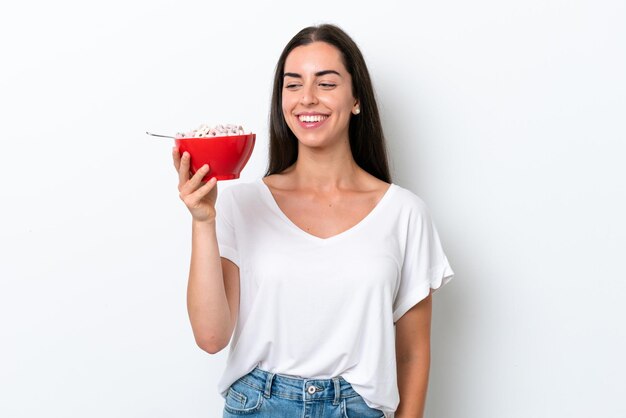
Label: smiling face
xmin=281 ymin=41 xmax=359 ymax=150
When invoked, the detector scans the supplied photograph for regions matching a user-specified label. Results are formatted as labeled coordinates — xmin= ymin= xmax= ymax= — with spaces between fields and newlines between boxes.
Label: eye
xmin=319 ymin=83 xmax=337 ymax=89
xmin=284 ymin=83 xmax=301 ymax=90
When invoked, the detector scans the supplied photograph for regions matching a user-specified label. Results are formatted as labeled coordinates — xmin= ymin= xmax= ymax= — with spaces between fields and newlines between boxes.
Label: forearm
xmin=186 ymin=219 xmax=232 ymax=352
xmin=395 ymin=348 xmax=430 ymax=418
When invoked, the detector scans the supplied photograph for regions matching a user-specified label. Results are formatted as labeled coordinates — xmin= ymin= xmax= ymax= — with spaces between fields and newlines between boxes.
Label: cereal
xmin=175 ymin=123 xmax=246 ymax=138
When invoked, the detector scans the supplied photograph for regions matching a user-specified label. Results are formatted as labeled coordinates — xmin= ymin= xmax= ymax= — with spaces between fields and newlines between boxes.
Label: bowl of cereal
xmin=173 ymin=124 xmax=255 ymax=181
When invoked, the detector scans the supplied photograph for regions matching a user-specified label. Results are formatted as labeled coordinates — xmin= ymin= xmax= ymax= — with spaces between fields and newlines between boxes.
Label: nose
xmin=300 ymin=84 xmax=318 ymax=106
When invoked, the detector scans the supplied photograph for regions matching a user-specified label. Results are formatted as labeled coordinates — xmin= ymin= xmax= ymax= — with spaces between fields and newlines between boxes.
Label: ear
xmin=352 ymin=100 xmax=361 ymax=115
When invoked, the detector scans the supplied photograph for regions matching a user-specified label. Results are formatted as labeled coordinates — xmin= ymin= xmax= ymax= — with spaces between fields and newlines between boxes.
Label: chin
xmin=298 ymin=135 xmax=345 ymax=151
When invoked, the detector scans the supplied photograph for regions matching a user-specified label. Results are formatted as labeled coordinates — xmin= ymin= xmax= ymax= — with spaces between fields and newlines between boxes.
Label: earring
xmin=353 ymin=107 xmax=360 ymax=115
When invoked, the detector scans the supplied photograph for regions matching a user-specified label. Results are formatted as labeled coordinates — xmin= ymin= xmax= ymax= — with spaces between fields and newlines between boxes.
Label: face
xmin=281 ymin=41 xmax=359 ymax=149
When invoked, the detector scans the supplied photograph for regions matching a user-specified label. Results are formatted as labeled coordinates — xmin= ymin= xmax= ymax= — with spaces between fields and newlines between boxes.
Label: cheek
xmin=319 ymin=94 xmax=353 ymax=113
xmin=281 ymin=92 xmax=297 ymax=114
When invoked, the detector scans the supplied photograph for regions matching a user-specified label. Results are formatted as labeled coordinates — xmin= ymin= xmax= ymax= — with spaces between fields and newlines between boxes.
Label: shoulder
xmin=389 ymin=184 xmax=431 ymax=215
xmin=386 ymin=186 xmax=441 ymax=240
xmin=261 ymin=173 xmax=292 ymax=193
xmin=217 ymin=179 xmax=263 ymax=208
xmin=219 ymin=179 xmax=261 ymax=196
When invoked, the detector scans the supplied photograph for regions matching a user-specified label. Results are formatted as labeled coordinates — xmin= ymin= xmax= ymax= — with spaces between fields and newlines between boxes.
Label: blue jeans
xmin=223 ymin=366 xmax=385 ymax=418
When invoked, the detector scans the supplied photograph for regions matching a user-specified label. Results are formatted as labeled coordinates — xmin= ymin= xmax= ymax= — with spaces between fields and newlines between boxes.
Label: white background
xmin=1 ymin=1 xmax=624 ymax=417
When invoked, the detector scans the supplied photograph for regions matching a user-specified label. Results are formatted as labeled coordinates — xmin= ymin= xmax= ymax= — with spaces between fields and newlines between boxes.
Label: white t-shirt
xmin=215 ymin=179 xmax=454 ymax=417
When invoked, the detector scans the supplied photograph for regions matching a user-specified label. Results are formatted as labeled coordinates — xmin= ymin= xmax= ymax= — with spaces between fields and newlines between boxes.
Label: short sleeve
xmin=392 ymin=201 xmax=454 ymax=323
xmin=215 ymin=186 xmax=240 ymax=266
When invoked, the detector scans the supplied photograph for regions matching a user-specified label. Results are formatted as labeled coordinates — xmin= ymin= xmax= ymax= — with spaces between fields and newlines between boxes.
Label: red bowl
xmin=175 ymin=133 xmax=256 ymax=181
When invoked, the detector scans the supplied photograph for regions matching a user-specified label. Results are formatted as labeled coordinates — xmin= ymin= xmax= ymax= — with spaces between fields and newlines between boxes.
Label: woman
xmin=173 ymin=24 xmax=454 ymax=418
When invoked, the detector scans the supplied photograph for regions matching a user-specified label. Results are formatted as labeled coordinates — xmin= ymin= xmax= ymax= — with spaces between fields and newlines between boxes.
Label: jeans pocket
xmin=223 ymin=380 xmax=264 ymax=415
xmin=342 ymin=395 xmax=385 ymax=418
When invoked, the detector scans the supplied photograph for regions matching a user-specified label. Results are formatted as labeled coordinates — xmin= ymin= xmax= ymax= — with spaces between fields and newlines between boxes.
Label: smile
xmin=298 ymin=114 xmax=329 ymax=123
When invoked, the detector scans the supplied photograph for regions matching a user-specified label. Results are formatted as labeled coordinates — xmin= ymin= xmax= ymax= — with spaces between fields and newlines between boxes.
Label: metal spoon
xmin=146 ymin=131 xmax=176 ymax=139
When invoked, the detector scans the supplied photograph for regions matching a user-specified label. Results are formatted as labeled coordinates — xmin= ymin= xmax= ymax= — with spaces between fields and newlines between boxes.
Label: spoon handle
xmin=146 ymin=131 xmax=176 ymax=139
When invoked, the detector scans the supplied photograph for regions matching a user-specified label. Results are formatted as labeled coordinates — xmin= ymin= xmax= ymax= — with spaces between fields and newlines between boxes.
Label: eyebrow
xmin=283 ymin=70 xmax=342 ymax=78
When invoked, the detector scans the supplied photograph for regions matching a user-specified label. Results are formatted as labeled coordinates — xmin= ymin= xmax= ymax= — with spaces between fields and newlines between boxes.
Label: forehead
xmin=284 ymin=41 xmax=348 ymax=74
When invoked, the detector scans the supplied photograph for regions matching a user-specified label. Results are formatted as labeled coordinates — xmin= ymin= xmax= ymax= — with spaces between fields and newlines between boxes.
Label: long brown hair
xmin=265 ymin=24 xmax=391 ymax=183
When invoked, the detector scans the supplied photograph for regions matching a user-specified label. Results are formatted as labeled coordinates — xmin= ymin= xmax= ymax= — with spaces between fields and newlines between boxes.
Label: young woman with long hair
xmin=173 ymin=24 xmax=454 ymax=418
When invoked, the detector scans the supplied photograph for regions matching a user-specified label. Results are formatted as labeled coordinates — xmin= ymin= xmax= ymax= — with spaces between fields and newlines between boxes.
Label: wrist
xmin=192 ymin=218 xmax=217 ymax=228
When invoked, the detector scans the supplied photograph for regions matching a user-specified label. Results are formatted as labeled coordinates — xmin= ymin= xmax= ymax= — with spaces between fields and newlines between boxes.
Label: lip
xmin=294 ymin=112 xmax=330 ymax=129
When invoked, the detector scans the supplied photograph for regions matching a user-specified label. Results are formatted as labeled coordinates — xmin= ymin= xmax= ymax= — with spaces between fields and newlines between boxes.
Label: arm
xmin=187 ymin=221 xmax=240 ymax=354
xmin=174 ymin=148 xmax=239 ymax=354
xmin=394 ymin=290 xmax=433 ymax=418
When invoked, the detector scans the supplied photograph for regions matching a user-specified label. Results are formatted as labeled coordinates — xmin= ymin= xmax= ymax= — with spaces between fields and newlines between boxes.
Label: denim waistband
xmin=236 ymin=366 xmax=360 ymax=403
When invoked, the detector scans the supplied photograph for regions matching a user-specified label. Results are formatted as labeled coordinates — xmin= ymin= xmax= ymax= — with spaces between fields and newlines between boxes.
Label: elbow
xmin=200 ymin=344 xmax=225 ymax=355
xmin=195 ymin=335 xmax=229 ymax=354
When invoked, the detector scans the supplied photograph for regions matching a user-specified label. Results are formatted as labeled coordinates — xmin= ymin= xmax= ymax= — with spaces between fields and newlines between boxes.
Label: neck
xmin=288 ymin=142 xmax=361 ymax=192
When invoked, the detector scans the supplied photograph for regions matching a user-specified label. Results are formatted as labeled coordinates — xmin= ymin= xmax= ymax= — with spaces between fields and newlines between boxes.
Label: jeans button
xmin=307 ymin=386 xmax=316 ymax=394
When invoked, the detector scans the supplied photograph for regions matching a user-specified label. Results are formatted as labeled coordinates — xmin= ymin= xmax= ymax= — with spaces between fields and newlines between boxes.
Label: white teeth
xmin=298 ymin=115 xmax=327 ymax=123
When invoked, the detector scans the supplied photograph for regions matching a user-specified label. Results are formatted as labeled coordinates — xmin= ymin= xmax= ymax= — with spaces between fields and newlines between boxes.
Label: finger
xmin=186 ymin=164 xmax=211 ymax=191
xmin=185 ymin=176 xmax=217 ymax=205
xmin=172 ymin=146 xmax=181 ymax=171
xmin=179 ymin=163 xmax=210 ymax=196
xmin=178 ymin=151 xmax=191 ymax=188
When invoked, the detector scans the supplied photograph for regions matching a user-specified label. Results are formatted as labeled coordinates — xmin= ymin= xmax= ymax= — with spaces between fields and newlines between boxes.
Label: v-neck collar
xmin=257 ymin=179 xmax=397 ymax=243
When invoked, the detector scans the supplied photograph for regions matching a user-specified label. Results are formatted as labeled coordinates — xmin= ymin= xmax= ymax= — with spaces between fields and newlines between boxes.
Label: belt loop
xmin=332 ymin=377 xmax=341 ymax=405
xmin=263 ymin=372 xmax=276 ymax=399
